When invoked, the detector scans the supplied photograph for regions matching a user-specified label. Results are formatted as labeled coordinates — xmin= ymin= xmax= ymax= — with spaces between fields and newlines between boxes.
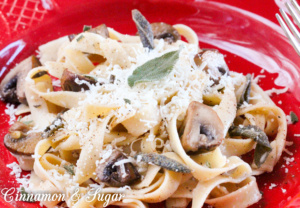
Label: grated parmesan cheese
xmin=4 ymin=104 xmax=17 ymax=125
xmin=52 ymin=79 xmax=61 ymax=87
xmin=253 ymin=75 xmax=266 ymax=84
xmin=286 ymin=115 xmax=293 ymax=125
xmin=7 ymin=162 xmax=31 ymax=191
xmin=283 ymin=157 xmax=295 ymax=165
xmin=269 ymin=183 xmax=277 ymax=189
xmin=239 ymin=101 xmax=252 ymax=108
xmin=265 ymin=87 xmax=289 ymax=96
xmin=7 ymin=162 xmax=22 ymax=178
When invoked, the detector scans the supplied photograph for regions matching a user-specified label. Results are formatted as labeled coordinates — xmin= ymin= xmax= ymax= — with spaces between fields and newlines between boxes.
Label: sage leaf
xmin=76 ymin=35 xmax=84 ymax=42
xmin=42 ymin=111 xmax=65 ymax=138
xmin=229 ymin=125 xmax=272 ymax=167
xmin=132 ymin=9 xmax=154 ymax=49
xmin=83 ymin=25 xmax=92 ymax=32
xmin=135 ymin=153 xmax=191 ymax=173
xmin=128 ymin=50 xmax=180 ymax=87
xmin=63 ymin=164 xmax=75 ymax=175
xmin=237 ymin=74 xmax=251 ymax=108
xmin=290 ymin=111 xmax=298 ymax=124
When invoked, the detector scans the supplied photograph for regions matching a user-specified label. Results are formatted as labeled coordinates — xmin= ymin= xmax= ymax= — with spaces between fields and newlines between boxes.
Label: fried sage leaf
xmin=229 ymin=125 xmax=272 ymax=167
xmin=132 ymin=9 xmax=154 ymax=49
xmin=135 ymin=153 xmax=191 ymax=173
xmin=63 ymin=164 xmax=75 ymax=175
xmin=42 ymin=112 xmax=65 ymax=138
xmin=237 ymin=74 xmax=252 ymax=108
xmin=290 ymin=111 xmax=298 ymax=124
xmin=128 ymin=50 xmax=180 ymax=87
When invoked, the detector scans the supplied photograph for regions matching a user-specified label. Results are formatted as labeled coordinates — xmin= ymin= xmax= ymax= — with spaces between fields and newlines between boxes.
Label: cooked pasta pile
xmin=1 ymin=10 xmax=287 ymax=208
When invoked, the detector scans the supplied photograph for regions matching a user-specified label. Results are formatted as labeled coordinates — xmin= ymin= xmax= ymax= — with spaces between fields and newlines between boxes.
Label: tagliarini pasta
xmin=1 ymin=10 xmax=287 ymax=208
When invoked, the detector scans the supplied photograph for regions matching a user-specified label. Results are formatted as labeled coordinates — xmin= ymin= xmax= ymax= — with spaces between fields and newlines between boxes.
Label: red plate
xmin=0 ymin=0 xmax=300 ymax=207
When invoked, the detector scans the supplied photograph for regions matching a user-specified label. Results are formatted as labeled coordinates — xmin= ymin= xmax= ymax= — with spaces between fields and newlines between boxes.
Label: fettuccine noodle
xmin=2 ymin=13 xmax=287 ymax=208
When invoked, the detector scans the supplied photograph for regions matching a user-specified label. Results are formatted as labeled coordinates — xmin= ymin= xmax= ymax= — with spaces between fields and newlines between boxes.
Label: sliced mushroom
xmin=0 ymin=55 xmax=41 ymax=104
xmin=194 ymin=49 xmax=229 ymax=84
xmin=4 ymin=121 xmax=42 ymax=171
xmin=4 ymin=121 xmax=42 ymax=156
xmin=60 ymin=69 xmax=100 ymax=92
xmin=180 ymin=101 xmax=224 ymax=153
xmin=96 ymin=150 xmax=140 ymax=187
xmin=68 ymin=24 xmax=109 ymax=42
xmin=88 ymin=24 xmax=109 ymax=38
xmin=151 ymin=22 xmax=181 ymax=44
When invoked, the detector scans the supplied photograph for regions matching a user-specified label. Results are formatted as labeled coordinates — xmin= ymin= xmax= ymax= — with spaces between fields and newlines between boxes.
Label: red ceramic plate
xmin=0 ymin=0 xmax=300 ymax=207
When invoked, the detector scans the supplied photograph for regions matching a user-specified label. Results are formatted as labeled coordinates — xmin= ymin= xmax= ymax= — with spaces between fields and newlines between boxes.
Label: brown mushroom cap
xmin=96 ymin=150 xmax=140 ymax=187
xmin=60 ymin=69 xmax=100 ymax=92
xmin=151 ymin=22 xmax=181 ymax=44
xmin=194 ymin=49 xmax=229 ymax=84
xmin=0 ymin=55 xmax=41 ymax=104
xmin=180 ymin=101 xmax=224 ymax=153
xmin=4 ymin=121 xmax=42 ymax=156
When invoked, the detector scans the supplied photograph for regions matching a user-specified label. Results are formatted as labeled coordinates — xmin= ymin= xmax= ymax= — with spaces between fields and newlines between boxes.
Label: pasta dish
xmin=0 ymin=10 xmax=287 ymax=208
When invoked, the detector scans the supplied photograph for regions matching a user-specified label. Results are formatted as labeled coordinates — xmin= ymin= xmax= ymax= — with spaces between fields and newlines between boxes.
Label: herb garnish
xmin=17 ymin=116 xmax=22 ymax=121
xmin=20 ymin=187 xmax=35 ymax=202
xmin=17 ymin=116 xmax=33 ymax=125
xmin=229 ymin=125 xmax=272 ymax=167
xmin=238 ymin=74 xmax=252 ymax=108
xmin=135 ymin=153 xmax=191 ymax=173
xmin=128 ymin=50 xmax=180 ymax=87
xmin=63 ymin=164 xmax=75 ymax=175
xmin=205 ymin=161 xmax=211 ymax=168
xmin=42 ymin=112 xmax=65 ymax=138
xmin=290 ymin=111 xmax=298 ymax=124
xmin=124 ymin=98 xmax=131 ymax=104
xmin=83 ymin=25 xmax=92 ymax=32
xmin=83 ymin=74 xmax=98 ymax=81
xmin=76 ymin=35 xmax=84 ymax=42
xmin=132 ymin=9 xmax=154 ymax=49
